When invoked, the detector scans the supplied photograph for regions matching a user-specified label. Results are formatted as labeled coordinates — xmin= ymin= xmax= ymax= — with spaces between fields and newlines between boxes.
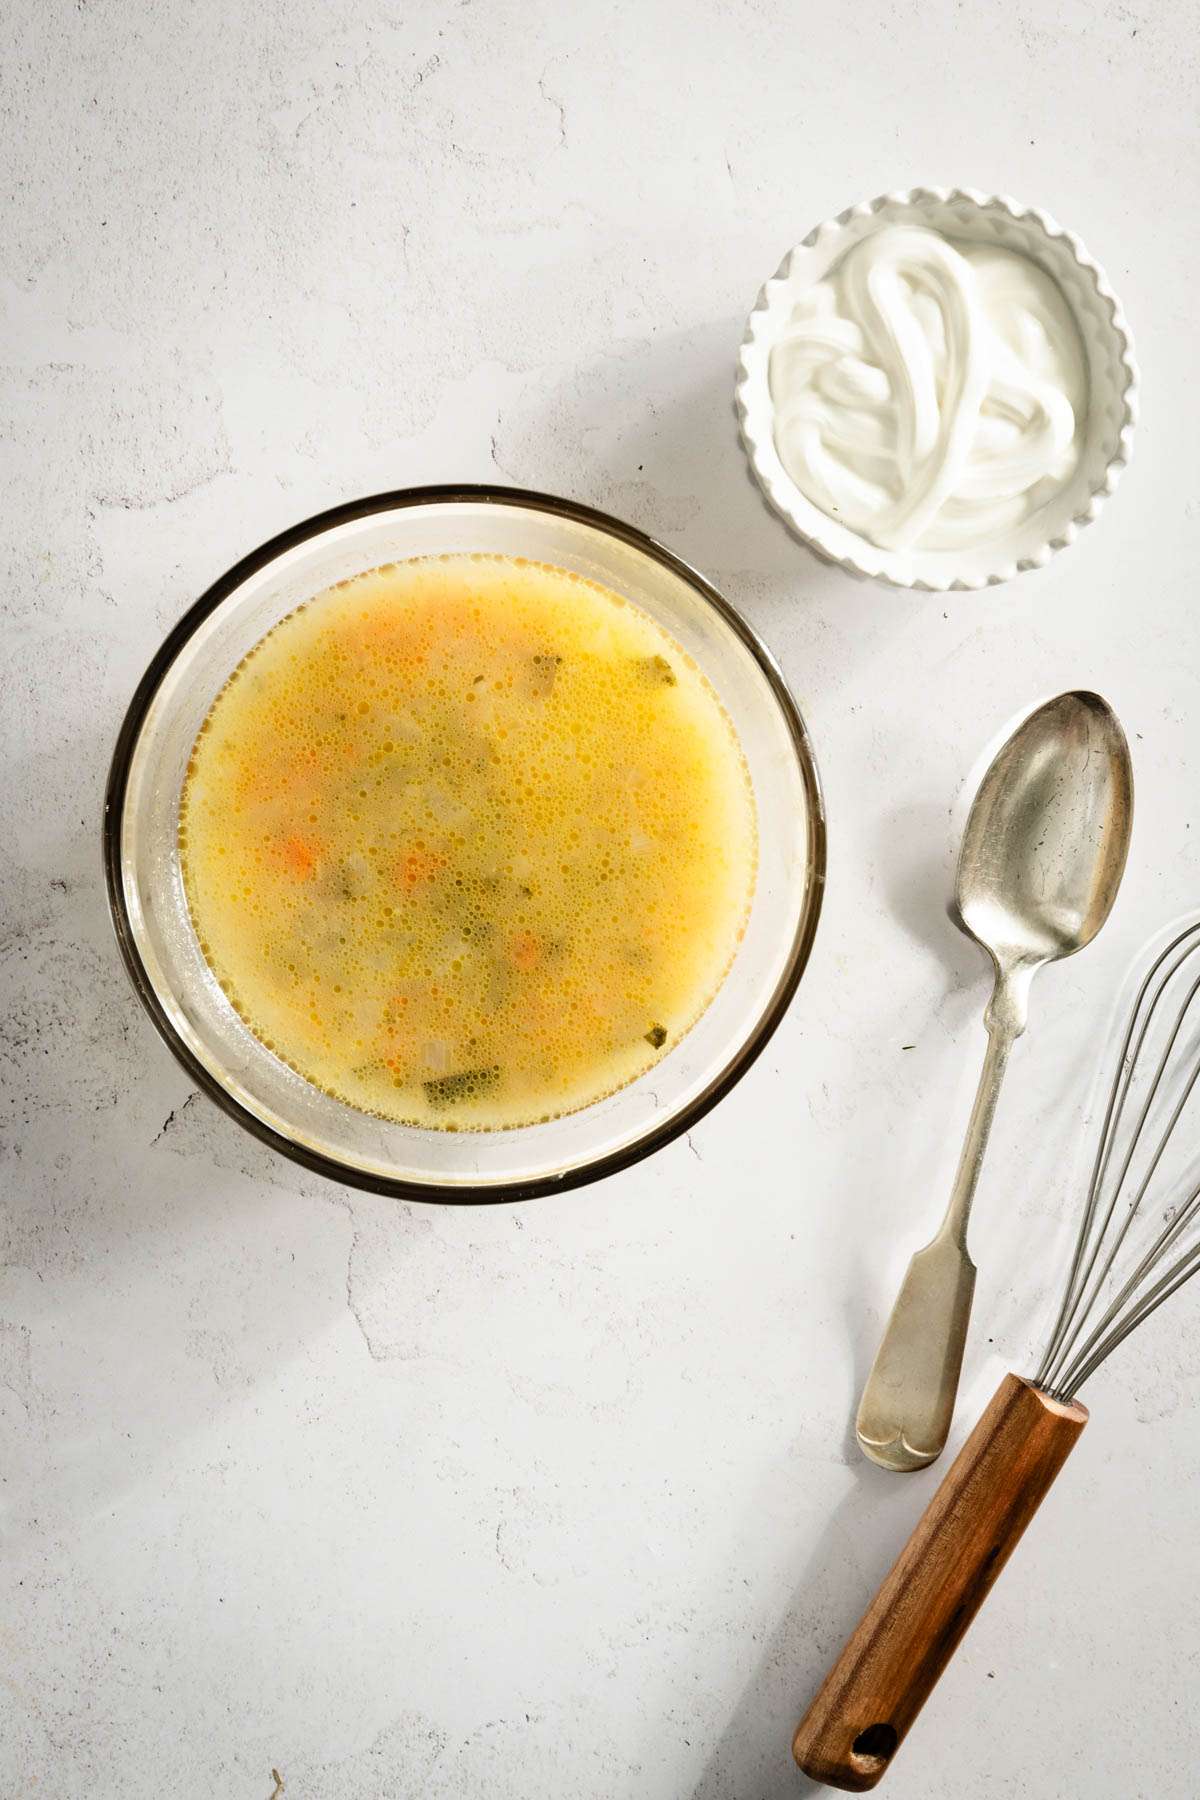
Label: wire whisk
xmin=1035 ymin=914 xmax=1200 ymax=1400
xmin=794 ymin=916 xmax=1200 ymax=1792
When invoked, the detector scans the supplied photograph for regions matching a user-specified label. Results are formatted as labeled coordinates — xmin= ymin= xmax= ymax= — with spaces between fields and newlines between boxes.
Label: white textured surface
xmin=3 ymin=2 xmax=1199 ymax=1796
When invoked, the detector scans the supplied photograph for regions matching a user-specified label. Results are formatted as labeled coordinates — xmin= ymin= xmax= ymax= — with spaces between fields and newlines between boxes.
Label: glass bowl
xmin=104 ymin=487 xmax=825 ymax=1202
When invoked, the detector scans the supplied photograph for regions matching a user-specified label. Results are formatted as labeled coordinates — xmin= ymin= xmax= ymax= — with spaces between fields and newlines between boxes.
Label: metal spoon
xmin=856 ymin=691 xmax=1133 ymax=1472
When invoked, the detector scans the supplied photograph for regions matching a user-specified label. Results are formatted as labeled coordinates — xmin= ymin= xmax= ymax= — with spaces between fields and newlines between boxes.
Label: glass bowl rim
xmin=103 ymin=483 xmax=826 ymax=1205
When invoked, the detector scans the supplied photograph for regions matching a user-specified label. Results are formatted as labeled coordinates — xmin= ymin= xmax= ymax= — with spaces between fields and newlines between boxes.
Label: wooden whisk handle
xmin=793 ymin=1374 xmax=1088 ymax=1791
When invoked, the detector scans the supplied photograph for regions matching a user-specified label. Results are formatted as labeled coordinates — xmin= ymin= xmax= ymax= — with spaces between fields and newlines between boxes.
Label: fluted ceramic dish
xmin=736 ymin=187 xmax=1138 ymax=591
xmin=105 ymin=486 xmax=825 ymax=1203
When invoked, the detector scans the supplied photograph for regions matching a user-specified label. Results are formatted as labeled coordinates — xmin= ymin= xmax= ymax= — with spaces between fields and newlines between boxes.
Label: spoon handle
xmin=856 ymin=1022 xmax=1015 ymax=1472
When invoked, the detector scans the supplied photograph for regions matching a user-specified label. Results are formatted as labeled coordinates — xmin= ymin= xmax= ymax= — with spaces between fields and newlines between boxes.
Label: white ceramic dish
xmin=736 ymin=187 xmax=1138 ymax=592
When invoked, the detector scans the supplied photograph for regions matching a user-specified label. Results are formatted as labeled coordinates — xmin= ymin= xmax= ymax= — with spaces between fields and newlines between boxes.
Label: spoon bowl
xmin=957 ymin=690 xmax=1134 ymax=974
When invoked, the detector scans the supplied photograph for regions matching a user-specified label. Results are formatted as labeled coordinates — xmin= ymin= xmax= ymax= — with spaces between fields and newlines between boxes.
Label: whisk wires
xmin=1034 ymin=918 xmax=1200 ymax=1401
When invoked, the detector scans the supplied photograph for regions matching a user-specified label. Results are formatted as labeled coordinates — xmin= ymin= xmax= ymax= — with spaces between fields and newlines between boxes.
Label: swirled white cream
xmin=768 ymin=225 xmax=1088 ymax=551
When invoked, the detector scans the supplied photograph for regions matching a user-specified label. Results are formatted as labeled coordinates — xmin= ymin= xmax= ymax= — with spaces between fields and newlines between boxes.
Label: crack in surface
xmin=408 ymin=52 xmax=441 ymax=91
xmin=343 ymin=1224 xmax=387 ymax=1362
xmin=538 ymin=70 xmax=566 ymax=145
xmin=92 ymin=457 xmax=232 ymax=512
xmin=489 ymin=430 xmax=521 ymax=482
xmin=326 ymin=1197 xmax=386 ymax=1363
xmin=324 ymin=1192 xmax=410 ymax=1364
xmin=150 ymin=1090 xmax=199 ymax=1146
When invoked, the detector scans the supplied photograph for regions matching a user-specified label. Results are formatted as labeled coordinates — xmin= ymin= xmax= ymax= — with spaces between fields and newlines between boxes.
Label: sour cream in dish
xmin=768 ymin=224 xmax=1088 ymax=552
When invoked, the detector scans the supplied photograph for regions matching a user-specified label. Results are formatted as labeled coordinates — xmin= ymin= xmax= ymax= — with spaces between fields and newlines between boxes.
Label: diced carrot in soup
xmin=508 ymin=930 xmax=541 ymax=971
xmin=396 ymin=847 xmax=446 ymax=891
xmin=275 ymin=834 xmax=320 ymax=877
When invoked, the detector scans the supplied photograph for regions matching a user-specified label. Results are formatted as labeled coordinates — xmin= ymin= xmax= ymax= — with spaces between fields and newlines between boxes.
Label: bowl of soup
xmin=105 ymin=487 xmax=825 ymax=1200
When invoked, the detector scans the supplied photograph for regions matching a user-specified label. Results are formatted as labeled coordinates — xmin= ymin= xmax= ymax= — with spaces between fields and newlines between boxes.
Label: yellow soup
xmin=180 ymin=555 xmax=757 ymax=1128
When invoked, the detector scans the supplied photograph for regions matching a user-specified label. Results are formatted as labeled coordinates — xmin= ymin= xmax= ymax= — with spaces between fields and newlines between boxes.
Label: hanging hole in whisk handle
xmin=851 ymin=1723 xmax=899 ymax=1775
